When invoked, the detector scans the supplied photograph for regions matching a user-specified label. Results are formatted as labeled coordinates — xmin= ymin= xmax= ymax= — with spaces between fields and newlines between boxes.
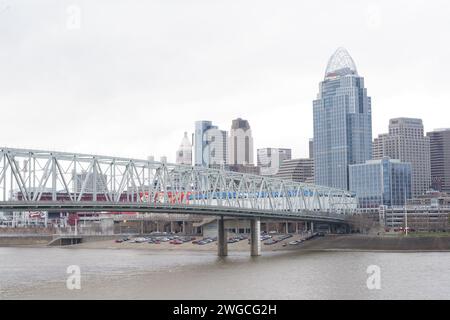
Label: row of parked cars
xmin=228 ymin=235 xmax=248 ymax=243
xmin=283 ymin=232 xmax=325 ymax=246
xmin=192 ymin=237 xmax=217 ymax=245
xmin=115 ymin=235 xmax=196 ymax=245
xmin=263 ymin=233 xmax=293 ymax=245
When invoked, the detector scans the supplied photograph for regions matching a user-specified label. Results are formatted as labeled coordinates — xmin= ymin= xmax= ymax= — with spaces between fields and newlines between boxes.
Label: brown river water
xmin=0 ymin=247 xmax=449 ymax=299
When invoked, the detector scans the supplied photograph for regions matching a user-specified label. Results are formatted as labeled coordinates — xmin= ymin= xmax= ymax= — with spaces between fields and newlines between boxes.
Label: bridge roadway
xmin=0 ymin=201 xmax=349 ymax=223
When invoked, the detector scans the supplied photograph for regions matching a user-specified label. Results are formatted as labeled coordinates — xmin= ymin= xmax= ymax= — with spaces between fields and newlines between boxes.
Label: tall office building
xmin=373 ymin=118 xmax=431 ymax=197
xmin=194 ymin=120 xmax=228 ymax=168
xmin=276 ymin=158 xmax=314 ymax=183
xmin=349 ymin=157 xmax=412 ymax=208
xmin=176 ymin=132 xmax=192 ymax=165
xmin=257 ymin=148 xmax=292 ymax=176
xmin=313 ymin=47 xmax=372 ymax=190
xmin=194 ymin=121 xmax=214 ymax=166
xmin=229 ymin=118 xmax=254 ymax=166
xmin=427 ymin=128 xmax=450 ymax=193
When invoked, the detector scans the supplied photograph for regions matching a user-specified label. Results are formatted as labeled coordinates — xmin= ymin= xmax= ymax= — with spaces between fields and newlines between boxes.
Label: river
xmin=0 ymin=247 xmax=449 ymax=299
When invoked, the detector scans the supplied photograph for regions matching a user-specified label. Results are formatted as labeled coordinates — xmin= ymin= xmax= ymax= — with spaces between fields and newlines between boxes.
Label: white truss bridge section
xmin=0 ymin=148 xmax=357 ymax=222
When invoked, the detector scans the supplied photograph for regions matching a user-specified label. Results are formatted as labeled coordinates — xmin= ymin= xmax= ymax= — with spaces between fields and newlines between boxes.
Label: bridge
xmin=0 ymin=147 xmax=357 ymax=256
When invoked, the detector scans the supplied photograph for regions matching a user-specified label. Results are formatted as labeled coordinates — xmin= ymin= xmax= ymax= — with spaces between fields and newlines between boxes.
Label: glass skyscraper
xmin=349 ymin=158 xmax=412 ymax=208
xmin=313 ymin=47 xmax=372 ymax=190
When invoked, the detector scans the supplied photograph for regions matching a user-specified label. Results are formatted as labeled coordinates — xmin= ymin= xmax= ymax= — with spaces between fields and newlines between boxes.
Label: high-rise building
xmin=373 ymin=118 xmax=431 ymax=197
xmin=257 ymin=148 xmax=292 ymax=176
xmin=313 ymin=47 xmax=372 ymax=190
xmin=229 ymin=118 xmax=254 ymax=166
xmin=194 ymin=121 xmax=214 ymax=166
xmin=349 ymin=157 xmax=412 ymax=208
xmin=427 ymin=128 xmax=450 ymax=193
xmin=276 ymin=158 xmax=314 ymax=183
xmin=194 ymin=120 xmax=228 ymax=168
xmin=176 ymin=132 xmax=192 ymax=165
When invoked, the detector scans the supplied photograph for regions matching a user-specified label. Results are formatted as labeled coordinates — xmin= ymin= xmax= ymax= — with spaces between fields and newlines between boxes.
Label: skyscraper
xmin=257 ymin=148 xmax=292 ymax=176
xmin=427 ymin=128 xmax=450 ymax=193
xmin=373 ymin=118 xmax=431 ymax=197
xmin=229 ymin=118 xmax=254 ymax=165
xmin=194 ymin=120 xmax=228 ymax=168
xmin=313 ymin=47 xmax=372 ymax=190
xmin=176 ymin=132 xmax=192 ymax=165
xmin=194 ymin=121 xmax=214 ymax=166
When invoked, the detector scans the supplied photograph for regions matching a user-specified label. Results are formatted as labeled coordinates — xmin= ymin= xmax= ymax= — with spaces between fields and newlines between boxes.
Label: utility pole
xmin=404 ymin=185 xmax=408 ymax=236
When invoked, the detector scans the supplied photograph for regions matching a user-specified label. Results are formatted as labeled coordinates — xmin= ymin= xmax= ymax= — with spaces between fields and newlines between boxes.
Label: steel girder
xmin=0 ymin=147 xmax=357 ymax=218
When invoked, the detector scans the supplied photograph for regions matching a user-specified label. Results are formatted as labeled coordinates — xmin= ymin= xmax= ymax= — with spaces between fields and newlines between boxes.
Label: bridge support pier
xmin=250 ymin=218 xmax=261 ymax=256
xmin=218 ymin=216 xmax=228 ymax=257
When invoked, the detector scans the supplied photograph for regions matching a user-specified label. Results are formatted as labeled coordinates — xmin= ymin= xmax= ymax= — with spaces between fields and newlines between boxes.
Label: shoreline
xmin=2 ymin=234 xmax=449 ymax=253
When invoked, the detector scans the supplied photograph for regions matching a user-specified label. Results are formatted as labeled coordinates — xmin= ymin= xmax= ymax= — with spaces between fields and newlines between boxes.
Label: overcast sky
xmin=1 ymin=0 xmax=449 ymax=162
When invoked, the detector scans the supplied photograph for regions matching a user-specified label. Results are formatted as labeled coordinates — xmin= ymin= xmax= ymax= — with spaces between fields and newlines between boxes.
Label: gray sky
xmin=1 ymin=0 xmax=449 ymax=162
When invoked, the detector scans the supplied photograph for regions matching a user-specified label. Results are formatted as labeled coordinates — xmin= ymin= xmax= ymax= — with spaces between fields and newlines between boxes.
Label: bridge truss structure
xmin=0 ymin=148 xmax=357 ymax=222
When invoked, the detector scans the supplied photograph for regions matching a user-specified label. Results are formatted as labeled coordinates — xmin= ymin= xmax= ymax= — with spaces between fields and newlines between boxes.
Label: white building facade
xmin=176 ymin=132 xmax=192 ymax=165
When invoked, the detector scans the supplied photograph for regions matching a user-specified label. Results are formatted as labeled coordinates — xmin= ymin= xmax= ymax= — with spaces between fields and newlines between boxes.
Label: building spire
xmin=324 ymin=47 xmax=358 ymax=80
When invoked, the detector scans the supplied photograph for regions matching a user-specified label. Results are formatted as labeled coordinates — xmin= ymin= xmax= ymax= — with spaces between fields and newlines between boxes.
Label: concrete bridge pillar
xmin=218 ymin=216 xmax=228 ymax=257
xmin=250 ymin=218 xmax=261 ymax=256
xmin=311 ymin=221 xmax=314 ymax=233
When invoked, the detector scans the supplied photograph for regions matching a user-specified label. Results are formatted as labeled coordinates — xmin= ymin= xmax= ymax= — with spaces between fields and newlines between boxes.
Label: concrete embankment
xmin=0 ymin=235 xmax=53 ymax=246
xmin=0 ymin=234 xmax=119 ymax=247
xmin=286 ymin=235 xmax=450 ymax=251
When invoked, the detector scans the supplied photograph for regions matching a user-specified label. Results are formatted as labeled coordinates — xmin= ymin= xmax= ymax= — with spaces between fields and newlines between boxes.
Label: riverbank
xmin=283 ymin=234 xmax=450 ymax=251
xmin=69 ymin=234 xmax=450 ymax=252
xmin=1 ymin=233 xmax=449 ymax=251
xmin=0 ymin=235 xmax=52 ymax=246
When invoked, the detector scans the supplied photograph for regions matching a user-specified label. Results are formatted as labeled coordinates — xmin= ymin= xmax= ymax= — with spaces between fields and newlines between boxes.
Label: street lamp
xmin=404 ymin=177 xmax=408 ymax=236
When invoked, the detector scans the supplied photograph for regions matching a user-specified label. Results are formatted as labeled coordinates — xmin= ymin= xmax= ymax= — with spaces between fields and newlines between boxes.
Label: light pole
xmin=404 ymin=178 xmax=408 ymax=236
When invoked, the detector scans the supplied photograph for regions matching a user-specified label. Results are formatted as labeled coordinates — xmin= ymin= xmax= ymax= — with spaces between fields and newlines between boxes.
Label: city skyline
xmin=1 ymin=1 xmax=450 ymax=163
xmin=2 ymin=1 xmax=450 ymax=304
